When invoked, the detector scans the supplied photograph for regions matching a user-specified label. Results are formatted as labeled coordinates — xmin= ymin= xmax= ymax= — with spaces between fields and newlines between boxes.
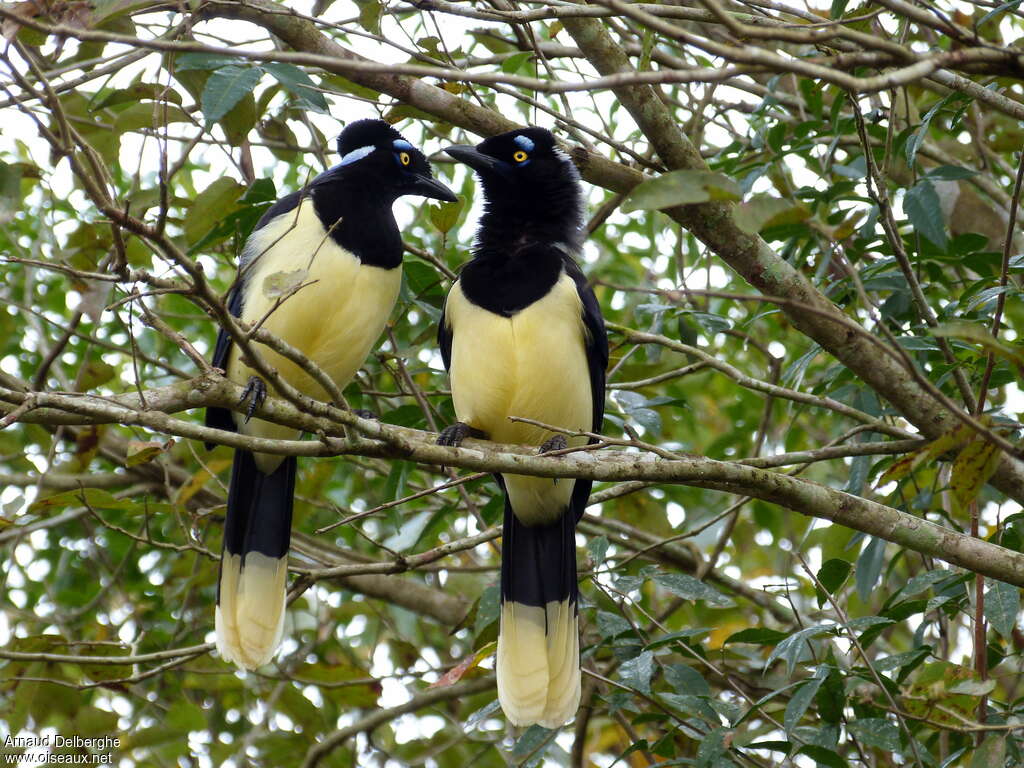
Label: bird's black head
xmin=446 ymin=127 xmax=584 ymax=252
xmin=305 ymin=119 xmax=454 ymax=269
xmin=311 ymin=118 xmax=456 ymax=204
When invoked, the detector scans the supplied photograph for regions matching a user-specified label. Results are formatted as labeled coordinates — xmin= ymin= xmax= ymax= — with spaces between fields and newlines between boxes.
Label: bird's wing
xmin=204 ymin=190 xmax=304 ymax=438
xmin=437 ymin=288 xmax=454 ymax=372
xmin=562 ymin=254 xmax=608 ymax=436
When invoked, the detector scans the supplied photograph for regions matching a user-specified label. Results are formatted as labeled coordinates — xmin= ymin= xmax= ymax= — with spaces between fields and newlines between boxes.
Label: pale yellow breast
xmin=447 ymin=272 xmax=592 ymax=439
xmin=227 ymin=199 xmax=401 ymax=452
xmin=446 ymin=272 xmax=593 ymax=523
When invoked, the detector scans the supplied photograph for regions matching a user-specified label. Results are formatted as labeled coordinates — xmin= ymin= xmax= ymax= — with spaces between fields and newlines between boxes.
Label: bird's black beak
xmin=446 ymin=145 xmax=507 ymax=177
xmin=405 ymin=172 xmax=457 ymax=202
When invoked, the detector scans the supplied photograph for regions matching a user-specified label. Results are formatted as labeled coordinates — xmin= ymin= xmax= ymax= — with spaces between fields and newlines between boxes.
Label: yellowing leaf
xmin=429 ymin=197 xmax=464 ymax=234
xmin=877 ymin=421 xmax=978 ymax=488
xmin=733 ymin=196 xmax=808 ymax=234
xmin=125 ymin=439 xmax=169 ymax=467
xmin=175 ymin=458 xmax=230 ymax=506
xmin=950 ymin=437 xmax=1002 ymax=512
xmin=429 ymin=642 xmax=495 ymax=688
xmin=262 ymin=268 xmax=310 ymax=299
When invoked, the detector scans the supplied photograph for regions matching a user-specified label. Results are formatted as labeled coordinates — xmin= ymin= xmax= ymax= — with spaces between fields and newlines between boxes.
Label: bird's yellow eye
xmin=513 ymin=150 xmax=528 ymax=163
xmin=399 ymin=151 xmax=411 ymax=166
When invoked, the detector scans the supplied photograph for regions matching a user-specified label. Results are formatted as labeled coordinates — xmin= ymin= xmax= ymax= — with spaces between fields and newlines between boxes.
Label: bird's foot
xmin=239 ymin=376 xmax=267 ymax=423
xmin=352 ymin=409 xmax=378 ymax=420
xmin=437 ymin=422 xmax=487 ymax=447
xmin=539 ymin=434 xmax=568 ymax=454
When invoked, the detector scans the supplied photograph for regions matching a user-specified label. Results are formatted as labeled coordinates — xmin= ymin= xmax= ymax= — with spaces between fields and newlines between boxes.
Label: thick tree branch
xmin=3 ymin=377 xmax=1023 ymax=588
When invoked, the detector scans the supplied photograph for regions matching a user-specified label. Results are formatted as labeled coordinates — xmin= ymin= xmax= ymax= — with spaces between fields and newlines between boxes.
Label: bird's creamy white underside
xmin=497 ymin=600 xmax=581 ymax=728
xmin=445 ymin=271 xmax=592 ymax=525
xmin=227 ymin=199 xmax=402 ymax=473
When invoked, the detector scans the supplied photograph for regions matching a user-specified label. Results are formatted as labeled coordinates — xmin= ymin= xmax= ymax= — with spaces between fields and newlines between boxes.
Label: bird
xmin=437 ymin=127 xmax=608 ymax=728
xmin=205 ymin=118 xmax=456 ymax=671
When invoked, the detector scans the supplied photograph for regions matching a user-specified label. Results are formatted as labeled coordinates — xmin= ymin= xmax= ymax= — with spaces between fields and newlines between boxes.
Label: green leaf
xmin=847 ymin=718 xmax=899 ymax=751
xmin=404 ymin=260 xmax=443 ymax=301
xmin=355 ymin=0 xmax=382 ymax=34
xmin=113 ymin=102 xmax=192 ymax=134
xmin=622 ymin=170 xmax=741 ymax=213
xmin=767 ymin=626 xmax=834 ymax=675
xmin=895 ymin=569 xmax=953 ymax=600
xmin=970 ymin=735 xmax=1007 ymax=767
xmin=78 ymin=360 xmax=116 ymax=391
xmin=976 ymin=0 xmax=1023 ymax=29
xmin=903 ymin=180 xmax=947 ymax=248
xmin=856 ymin=536 xmax=886 ymax=602
xmin=664 ymin=664 xmax=710 ymax=697
xmin=464 ymin=699 xmax=501 ymax=730
xmin=906 ymin=94 xmax=958 ymax=167
xmin=644 ymin=568 xmax=733 ymax=607
xmin=501 ymin=52 xmax=533 ymax=74
xmin=511 ymin=725 xmax=554 ymax=764
xmin=176 ymin=53 xmax=240 ymax=71
xmin=261 ymin=62 xmax=329 ymax=113
xmin=0 ymin=161 xmax=24 ymax=224
xmin=587 ymin=535 xmax=609 ymax=567
xmin=200 ymin=66 xmax=262 ymax=122
xmin=429 ymin=197 xmax=464 ymax=234
xmin=473 ymin=585 xmax=499 ymax=637
xmin=925 ymin=165 xmax=978 ymax=181
xmin=695 ymin=728 xmax=731 ymax=766
xmin=166 ymin=700 xmax=205 ymax=732
xmin=724 ymin=628 xmax=787 ymax=645
xmin=797 ymin=745 xmax=848 ymax=768
xmin=619 ymin=650 xmax=654 ymax=694
xmin=816 ymin=559 xmax=852 ymax=607
xmin=948 ymin=677 xmax=997 ymax=696
xmin=92 ymin=83 xmax=183 ymax=110
xmin=784 ymin=677 xmax=824 ymax=733
xmin=984 ymin=579 xmax=1019 ymax=639
xmin=931 ymin=323 xmax=1024 ymax=367
xmin=184 ymin=177 xmax=246 ymax=243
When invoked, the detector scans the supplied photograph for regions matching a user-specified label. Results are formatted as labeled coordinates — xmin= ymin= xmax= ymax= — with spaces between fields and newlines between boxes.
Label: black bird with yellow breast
xmin=206 ymin=119 xmax=455 ymax=670
xmin=438 ymin=127 xmax=608 ymax=727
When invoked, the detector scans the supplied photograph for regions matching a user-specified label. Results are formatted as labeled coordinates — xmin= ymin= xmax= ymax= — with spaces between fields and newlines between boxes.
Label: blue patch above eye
xmin=513 ymin=135 xmax=535 ymax=152
xmin=338 ymin=145 xmax=375 ymax=166
xmin=392 ymin=139 xmax=414 ymax=151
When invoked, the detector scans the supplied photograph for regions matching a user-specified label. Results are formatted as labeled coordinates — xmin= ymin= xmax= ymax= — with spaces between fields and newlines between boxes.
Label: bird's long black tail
xmin=216 ymin=449 xmax=295 ymax=670
xmin=497 ymin=479 xmax=589 ymax=728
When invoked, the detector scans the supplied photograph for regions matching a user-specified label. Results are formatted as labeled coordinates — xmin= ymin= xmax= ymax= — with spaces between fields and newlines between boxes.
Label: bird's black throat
xmin=458 ymin=241 xmax=569 ymax=317
xmin=460 ymin=163 xmax=584 ymax=317
xmin=474 ymin=171 xmax=583 ymax=258
xmin=312 ymin=183 xmax=403 ymax=270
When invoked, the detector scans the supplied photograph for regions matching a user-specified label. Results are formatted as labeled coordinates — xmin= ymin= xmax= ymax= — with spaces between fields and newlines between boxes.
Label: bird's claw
xmin=539 ymin=434 xmax=568 ymax=454
xmin=437 ymin=421 xmax=486 ymax=448
xmin=239 ymin=376 xmax=267 ymax=423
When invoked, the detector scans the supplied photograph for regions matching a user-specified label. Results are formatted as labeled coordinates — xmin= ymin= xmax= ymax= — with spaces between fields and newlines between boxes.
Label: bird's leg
xmin=437 ymin=422 xmax=487 ymax=447
xmin=538 ymin=435 xmax=569 ymax=484
xmin=238 ymin=376 xmax=267 ymax=423
xmin=538 ymin=434 xmax=568 ymax=454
